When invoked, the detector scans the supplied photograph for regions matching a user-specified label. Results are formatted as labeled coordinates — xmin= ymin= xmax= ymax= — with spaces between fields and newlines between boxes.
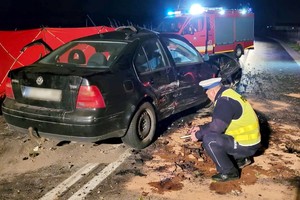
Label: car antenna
xmin=86 ymin=14 xmax=104 ymax=37
xmin=108 ymin=17 xmax=115 ymax=28
xmin=177 ymin=0 xmax=181 ymax=10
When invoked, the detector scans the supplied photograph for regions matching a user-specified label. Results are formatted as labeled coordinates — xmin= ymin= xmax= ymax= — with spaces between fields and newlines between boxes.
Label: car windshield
xmin=38 ymin=41 xmax=127 ymax=68
xmin=156 ymin=17 xmax=187 ymax=33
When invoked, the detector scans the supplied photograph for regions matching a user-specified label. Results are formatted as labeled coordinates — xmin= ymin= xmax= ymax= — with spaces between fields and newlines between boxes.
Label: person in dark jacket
xmin=189 ymin=77 xmax=261 ymax=182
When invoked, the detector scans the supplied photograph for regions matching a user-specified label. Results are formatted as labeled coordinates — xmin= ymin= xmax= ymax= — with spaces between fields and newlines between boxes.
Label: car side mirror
xmin=189 ymin=29 xmax=195 ymax=35
xmin=203 ymin=54 xmax=209 ymax=61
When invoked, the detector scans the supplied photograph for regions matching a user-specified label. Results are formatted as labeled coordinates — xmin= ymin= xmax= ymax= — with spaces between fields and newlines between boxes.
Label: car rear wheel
xmin=121 ymin=102 xmax=156 ymax=149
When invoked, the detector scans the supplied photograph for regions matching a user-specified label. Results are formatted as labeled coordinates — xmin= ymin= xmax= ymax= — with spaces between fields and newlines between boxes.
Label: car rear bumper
xmin=7 ymin=124 xmax=126 ymax=143
xmin=2 ymin=106 xmax=127 ymax=142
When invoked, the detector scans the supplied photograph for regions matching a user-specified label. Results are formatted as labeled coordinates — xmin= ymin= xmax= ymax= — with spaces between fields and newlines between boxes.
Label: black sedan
xmin=2 ymin=26 xmax=240 ymax=149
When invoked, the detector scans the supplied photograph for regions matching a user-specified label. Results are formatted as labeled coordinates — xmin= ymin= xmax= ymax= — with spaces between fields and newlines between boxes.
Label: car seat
xmin=107 ymin=51 xmax=118 ymax=65
xmin=135 ymin=54 xmax=148 ymax=73
xmin=68 ymin=49 xmax=86 ymax=64
xmin=87 ymin=52 xmax=107 ymax=66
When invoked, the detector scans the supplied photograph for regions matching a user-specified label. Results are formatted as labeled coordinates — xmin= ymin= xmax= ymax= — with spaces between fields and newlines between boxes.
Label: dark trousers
xmin=202 ymin=133 xmax=261 ymax=174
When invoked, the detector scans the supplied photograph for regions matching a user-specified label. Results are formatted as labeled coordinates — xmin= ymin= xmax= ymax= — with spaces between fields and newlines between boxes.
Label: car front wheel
xmin=234 ymin=45 xmax=244 ymax=59
xmin=121 ymin=102 xmax=156 ymax=149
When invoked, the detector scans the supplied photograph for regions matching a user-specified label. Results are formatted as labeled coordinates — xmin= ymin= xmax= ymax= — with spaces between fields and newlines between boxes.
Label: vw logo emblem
xmin=36 ymin=76 xmax=44 ymax=85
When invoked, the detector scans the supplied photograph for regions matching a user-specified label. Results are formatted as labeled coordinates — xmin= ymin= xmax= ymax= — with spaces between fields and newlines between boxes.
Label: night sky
xmin=0 ymin=0 xmax=300 ymax=31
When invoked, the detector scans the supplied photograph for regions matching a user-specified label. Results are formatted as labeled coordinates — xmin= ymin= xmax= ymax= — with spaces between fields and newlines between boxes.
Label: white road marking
xmin=68 ymin=148 xmax=132 ymax=200
xmin=40 ymin=163 xmax=99 ymax=200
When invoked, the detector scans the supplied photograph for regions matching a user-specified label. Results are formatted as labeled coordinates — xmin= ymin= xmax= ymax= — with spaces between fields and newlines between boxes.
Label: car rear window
xmin=39 ymin=41 xmax=127 ymax=68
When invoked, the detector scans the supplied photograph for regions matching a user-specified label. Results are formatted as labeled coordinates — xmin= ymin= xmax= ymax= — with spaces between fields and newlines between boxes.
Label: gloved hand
xmin=188 ymin=126 xmax=200 ymax=142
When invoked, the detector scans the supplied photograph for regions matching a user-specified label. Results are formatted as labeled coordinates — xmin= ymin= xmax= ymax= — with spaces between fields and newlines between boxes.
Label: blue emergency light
xmin=167 ymin=10 xmax=182 ymax=16
xmin=240 ymin=8 xmax=247 ymax=15
xmin=189 ymin=4 xmax=205 ymax=15
xmin=219 ymin=8 xmax=225 ymax=15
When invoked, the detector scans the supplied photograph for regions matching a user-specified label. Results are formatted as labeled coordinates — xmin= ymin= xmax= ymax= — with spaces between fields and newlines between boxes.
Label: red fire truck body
xmin=157 ymin=8 xmax=254 ymax=58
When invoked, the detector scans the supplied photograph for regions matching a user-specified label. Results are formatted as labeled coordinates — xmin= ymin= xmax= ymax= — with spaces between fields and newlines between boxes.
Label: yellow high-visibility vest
xmin=218 ymin=89 xmax=261 ymax=146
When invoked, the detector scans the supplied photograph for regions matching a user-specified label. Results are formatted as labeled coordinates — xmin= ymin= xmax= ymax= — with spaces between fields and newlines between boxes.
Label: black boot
xmin=236 ymin=157 xmax=252 ymax=169
xmin=211 ymin=169 xmax=239 ymax=182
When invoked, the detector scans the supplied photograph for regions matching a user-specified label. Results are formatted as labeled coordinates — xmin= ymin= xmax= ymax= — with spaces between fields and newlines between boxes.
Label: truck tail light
xmin=76 ymin=85 xmax=106 ymax=109
xmin=5 ymin=78 xmax=15 ymax=99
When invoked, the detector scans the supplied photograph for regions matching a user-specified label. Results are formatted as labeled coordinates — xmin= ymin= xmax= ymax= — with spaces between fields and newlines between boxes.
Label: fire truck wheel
xmin=234 ymin=45 xmax=244 ymax=58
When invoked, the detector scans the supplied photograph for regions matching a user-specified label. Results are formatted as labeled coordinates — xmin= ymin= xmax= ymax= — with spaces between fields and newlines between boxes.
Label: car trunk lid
xmin=9 ymin=64 xmax=108 ymax=111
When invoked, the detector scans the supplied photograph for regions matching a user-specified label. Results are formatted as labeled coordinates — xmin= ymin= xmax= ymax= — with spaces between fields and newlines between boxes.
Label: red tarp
xmin=0 ymin=26 xmax=115 ymax=97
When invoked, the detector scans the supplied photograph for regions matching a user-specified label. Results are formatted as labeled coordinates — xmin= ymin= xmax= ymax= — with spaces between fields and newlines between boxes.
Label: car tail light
xmin=76 ymin=85 xmax=106 ymax=109
xmin=5 ymin=77 xmax=15 ymax=99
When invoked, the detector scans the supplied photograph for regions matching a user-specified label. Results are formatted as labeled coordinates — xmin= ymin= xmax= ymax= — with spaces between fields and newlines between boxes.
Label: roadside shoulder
xmin=270 ymin=37 xmax=300 ymax=67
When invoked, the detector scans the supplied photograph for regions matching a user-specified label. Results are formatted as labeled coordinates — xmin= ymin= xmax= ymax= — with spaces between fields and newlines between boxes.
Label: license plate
xmin=21 ymin=86 xmax=62 ymax=102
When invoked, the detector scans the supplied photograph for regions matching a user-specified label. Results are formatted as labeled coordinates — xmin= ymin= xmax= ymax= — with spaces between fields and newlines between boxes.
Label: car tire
xmin=234 ymin=45 xmax=244 ymax=59
xmin=121 ymin=102 xmax=156 ymax=149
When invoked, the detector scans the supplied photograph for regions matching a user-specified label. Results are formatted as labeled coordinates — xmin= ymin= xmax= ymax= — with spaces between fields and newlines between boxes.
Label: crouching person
xmin=189 ymin=77 xmax=261 ymax=182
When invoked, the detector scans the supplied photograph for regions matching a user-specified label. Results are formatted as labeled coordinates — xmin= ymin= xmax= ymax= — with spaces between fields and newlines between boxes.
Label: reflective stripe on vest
xmin=219 ymin=89 xmax=261 ymax=146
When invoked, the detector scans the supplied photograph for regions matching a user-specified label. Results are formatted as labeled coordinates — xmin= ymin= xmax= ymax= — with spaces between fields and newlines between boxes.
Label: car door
xmin=134 ymin=38 xmax=178 ymax=119
xmin=161 ymin=35 xmax=211 ymax=112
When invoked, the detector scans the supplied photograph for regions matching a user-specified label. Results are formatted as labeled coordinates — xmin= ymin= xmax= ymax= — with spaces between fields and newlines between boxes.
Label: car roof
xmin=74 ymin=26 xmax=187 ymax=43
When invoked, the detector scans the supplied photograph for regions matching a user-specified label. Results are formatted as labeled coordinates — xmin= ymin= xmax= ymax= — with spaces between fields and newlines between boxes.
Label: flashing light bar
xmin=167 ymin=4 xmax=252 ymax=17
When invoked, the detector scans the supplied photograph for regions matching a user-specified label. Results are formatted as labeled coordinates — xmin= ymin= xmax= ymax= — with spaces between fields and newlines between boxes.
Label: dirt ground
xmin=1 ymin=93 xmax=299 ymax=200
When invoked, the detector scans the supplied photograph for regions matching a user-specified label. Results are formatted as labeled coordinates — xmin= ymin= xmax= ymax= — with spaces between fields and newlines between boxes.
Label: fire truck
xmin=157 ymin=5 xmax=254 ymax=58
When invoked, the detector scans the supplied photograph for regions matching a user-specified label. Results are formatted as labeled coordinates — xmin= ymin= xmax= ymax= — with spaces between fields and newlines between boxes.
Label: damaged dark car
xmin=2 ymin=27 xmax=241 ymax=149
